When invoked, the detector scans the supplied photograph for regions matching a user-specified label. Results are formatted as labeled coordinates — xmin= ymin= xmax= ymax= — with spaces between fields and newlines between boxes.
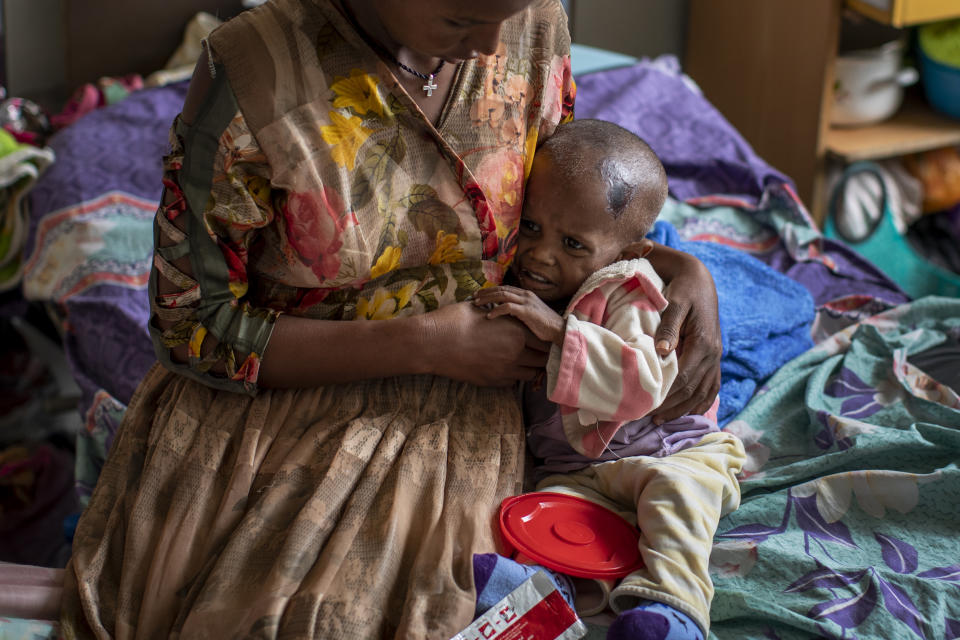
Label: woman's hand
xmin=645 ymin=245 xmax=723 ymax=424
xmin=424 ymin=301 xmax=550 ymax=387
xmin=471 ymin=286 xmax=565 ymax=346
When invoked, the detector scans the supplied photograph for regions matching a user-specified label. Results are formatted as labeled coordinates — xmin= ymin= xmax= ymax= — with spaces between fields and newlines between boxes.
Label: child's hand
xmin=472 ymin=286 xmax=565 ymax=346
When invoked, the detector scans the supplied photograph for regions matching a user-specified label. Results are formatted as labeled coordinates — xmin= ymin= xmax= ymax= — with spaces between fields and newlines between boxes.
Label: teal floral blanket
xmin=709 ymin=297 xmax=960 ymax=640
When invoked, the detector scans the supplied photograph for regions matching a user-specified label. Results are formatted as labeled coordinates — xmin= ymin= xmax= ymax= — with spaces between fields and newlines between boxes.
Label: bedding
xmin=23 ymin=81 xmax=189 ymax=500
xmin=10 ymin=51 xmax=958 ymax=639
xmin=710 ymin=297 xmax=960 ymax=640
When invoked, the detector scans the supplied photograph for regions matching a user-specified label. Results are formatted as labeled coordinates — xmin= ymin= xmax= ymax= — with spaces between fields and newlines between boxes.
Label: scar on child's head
xmin=599 ymin=157 xmax=636 ymax=219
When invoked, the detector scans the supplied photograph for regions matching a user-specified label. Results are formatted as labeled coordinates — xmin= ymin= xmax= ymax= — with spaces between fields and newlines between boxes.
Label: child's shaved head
xmin=538 ymin=119 xmax=668 ymax=239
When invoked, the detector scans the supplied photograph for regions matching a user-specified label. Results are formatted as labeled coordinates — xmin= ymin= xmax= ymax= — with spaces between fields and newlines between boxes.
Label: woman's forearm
xmin=640 ymin=239 xmax=723 ymax=422
xmin=257 ymin=313 xmax=434 ymax=388
xmin=258 ymin=301 xmax=544 ymax=390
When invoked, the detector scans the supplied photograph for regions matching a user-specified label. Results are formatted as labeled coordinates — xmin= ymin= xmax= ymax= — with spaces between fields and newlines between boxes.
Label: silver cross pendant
xmin=423 ymin=74 xmax=438 ymax=97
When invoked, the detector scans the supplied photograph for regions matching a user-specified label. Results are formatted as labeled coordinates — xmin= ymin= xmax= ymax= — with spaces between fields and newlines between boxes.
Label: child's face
xmin=513 ymin=153 xmax=626 ymax=303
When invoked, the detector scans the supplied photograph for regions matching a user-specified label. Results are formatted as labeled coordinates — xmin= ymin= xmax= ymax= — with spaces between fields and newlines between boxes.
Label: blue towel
xmin=647 ymin=221 xmax=815 ymax=425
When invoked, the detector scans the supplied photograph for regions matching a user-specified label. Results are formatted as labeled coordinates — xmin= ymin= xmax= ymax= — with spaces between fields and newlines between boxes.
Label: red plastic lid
xmin=498 ymin=492 xmax=644 ymax=579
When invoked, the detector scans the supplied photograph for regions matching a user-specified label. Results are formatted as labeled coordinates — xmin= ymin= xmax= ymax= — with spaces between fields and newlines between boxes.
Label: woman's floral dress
xmin=61 ymin=0 xmax=575 ymax=638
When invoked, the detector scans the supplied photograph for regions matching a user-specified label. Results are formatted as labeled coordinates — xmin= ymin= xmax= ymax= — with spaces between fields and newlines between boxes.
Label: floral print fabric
xmin=151 ymin=0 xmax=575 ymax=393
xmin=709 ymin=297 xmax=960 ymax=639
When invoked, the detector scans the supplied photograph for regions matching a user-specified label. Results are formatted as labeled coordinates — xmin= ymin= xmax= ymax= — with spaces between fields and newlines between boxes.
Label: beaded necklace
xmin=341 ymin=1 xmax=446 ymax=97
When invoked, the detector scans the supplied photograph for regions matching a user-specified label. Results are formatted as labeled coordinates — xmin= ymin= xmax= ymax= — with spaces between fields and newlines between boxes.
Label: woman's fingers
xmin=651 ymin=351 xmax=720 ymax=423
xmin=441 ymin=302 xmax=549 ymax=385
xmin=517 ymin=346 xmax=549 ymax=368
xmin=654 ymin=299 xmax=686 ymax=355
xmin=649 ymin=252 xmax=723 ymax=423
xmin=524 ymin=333 xmax=552 ymax=353
xmin=651 ymin=318 xmax=723 ymax=423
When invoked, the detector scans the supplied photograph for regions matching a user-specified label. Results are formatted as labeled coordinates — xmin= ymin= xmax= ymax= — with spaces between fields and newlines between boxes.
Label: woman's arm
xmin=644 ymin=242 xmax=723 ymax=423
xmin=257 ymin=302 xmax=548 ymax=388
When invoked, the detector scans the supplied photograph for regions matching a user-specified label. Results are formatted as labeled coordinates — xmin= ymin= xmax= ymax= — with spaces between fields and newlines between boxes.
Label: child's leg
xmin=606 ymin=432 xmax=744 ymax=636
xmin=537 ymin=431 xmax=745 ymax=637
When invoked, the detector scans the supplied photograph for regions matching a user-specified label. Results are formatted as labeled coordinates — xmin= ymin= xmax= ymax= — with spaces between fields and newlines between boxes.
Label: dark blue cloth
xmin=646 ymin=221 xmax=815 ymax=425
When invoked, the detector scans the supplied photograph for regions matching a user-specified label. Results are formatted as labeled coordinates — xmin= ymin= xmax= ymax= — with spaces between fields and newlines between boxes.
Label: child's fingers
xmin=470 ymin=287 xmax=504 ymax=304
xmin=485 ymin=302 xmax=523 ymax=320
xmin=494 ymin=285 xmax=527 ymax=295
xmin=472 ymin=287 xmax=528 ymax=306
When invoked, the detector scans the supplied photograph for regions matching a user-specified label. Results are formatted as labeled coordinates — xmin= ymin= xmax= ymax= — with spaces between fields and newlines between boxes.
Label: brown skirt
xmin=61 ymin=364 xmax=524 ymax=639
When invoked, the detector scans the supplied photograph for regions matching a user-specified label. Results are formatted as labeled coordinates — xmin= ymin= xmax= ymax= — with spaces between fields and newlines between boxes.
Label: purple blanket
xmin=25 ymin=82 xmax=188 ymax=413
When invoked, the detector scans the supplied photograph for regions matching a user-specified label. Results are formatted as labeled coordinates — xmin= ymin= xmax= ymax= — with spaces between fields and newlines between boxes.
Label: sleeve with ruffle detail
xmin=149 ymin=72 xmax=279 ymax=395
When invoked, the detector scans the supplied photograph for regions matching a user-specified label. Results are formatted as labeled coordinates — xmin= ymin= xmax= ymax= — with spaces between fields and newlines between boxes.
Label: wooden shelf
xmin=687 ymin=0 xmax=960 ymax=226
xmin=826 ymin=96 xmax=960 ymax=161
xmin=846 ymin=0 xmax=960 ymax=27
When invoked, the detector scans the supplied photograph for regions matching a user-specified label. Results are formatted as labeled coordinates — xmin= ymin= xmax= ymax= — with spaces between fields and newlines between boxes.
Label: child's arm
xmin=472 ymin=279 xmax=676 ymax=422
xmin=471 ymin=286 xmax=566 ymax=346
xmin=474 ymin=276 xmax=679 ymax=458
xmin=549 ymin=297 xmax=675 ymax=424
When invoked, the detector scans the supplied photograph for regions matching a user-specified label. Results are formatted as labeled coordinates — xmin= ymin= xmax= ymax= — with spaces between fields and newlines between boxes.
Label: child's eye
xmin=563 ymin=237 xmax=586 ymax=251
xmin=519 ymin=219 xmax=539 ymax=234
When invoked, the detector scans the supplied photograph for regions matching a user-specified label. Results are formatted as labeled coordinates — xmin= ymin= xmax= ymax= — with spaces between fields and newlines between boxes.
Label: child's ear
xmin=618 ymin=239 xmax=655 ymax=261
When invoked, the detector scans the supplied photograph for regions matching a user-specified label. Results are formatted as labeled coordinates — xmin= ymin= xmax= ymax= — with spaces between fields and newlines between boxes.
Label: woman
xmin=62 ymin=0 xmax=722 ymax=637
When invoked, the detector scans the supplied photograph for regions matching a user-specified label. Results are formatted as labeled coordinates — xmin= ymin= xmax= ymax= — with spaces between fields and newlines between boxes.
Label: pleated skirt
xmin=62 ymin=364 xmax=524 ymax=639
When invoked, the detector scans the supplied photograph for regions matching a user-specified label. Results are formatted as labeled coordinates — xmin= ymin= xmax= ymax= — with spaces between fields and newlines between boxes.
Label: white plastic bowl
xmin=831 ymin=39 xmax=918 ymax=127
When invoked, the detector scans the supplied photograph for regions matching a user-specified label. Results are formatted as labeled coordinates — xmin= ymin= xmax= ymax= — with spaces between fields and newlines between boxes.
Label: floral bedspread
xmin=708 ymin=297 xmax=960 ymax=639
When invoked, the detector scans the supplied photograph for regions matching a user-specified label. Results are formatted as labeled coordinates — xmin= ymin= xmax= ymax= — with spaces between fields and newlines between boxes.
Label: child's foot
xmin=607 ymin=600 xmax=703 ymax=640
xmin=473 ymin=553 xmax=576 ymax=616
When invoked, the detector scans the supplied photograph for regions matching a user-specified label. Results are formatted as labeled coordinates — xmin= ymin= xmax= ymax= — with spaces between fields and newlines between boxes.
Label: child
xmin=471 ymin=120 xmax=746 ymax=640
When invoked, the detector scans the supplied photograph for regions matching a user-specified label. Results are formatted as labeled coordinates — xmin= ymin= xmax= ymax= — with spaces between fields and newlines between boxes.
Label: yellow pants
xmin=535 ymin=431 xmax=745 ymax=634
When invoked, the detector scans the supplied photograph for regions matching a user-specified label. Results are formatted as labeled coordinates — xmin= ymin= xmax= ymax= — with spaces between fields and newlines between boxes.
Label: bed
xmin=4 ymin=10 xmax=960 ymax=639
